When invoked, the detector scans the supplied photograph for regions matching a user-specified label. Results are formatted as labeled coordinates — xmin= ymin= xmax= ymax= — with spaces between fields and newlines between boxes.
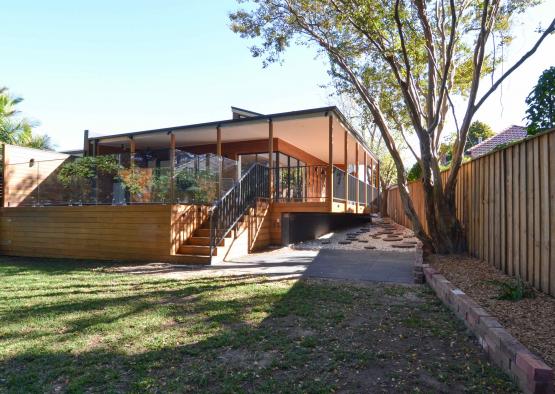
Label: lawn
xmin=0 ymin=258 xmax=517 ymax=393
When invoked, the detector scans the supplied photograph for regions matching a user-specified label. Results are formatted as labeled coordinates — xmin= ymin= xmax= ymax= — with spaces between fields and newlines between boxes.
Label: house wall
xmin=2 ymin=144 xmax=71 ymax=207
xmin=387 ymin=128 xmax=555 ymax=296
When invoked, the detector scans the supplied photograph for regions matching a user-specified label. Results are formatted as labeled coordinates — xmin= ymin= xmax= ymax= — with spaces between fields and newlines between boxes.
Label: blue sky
xmin=2 ymin=0 xmax=554 ymax=151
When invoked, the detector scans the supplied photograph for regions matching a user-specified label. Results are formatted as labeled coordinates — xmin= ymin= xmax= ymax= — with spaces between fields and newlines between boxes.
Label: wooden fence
xmin=387 ymin=128 xmax=555 ymax=296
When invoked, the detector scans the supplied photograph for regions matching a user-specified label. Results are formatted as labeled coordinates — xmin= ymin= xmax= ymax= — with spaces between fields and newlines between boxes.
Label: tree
xmin=407 ymin=163 xmax=422 ymax=182
xmin=465 ymin=120 xmax=494 ymax=150
xmin=0 ymin=87 xmax=54 ymax=150
xmin=230 ymin=0 xmax=555 ymax=253
xmin=525 ymin=66 xmax=555 ymax=135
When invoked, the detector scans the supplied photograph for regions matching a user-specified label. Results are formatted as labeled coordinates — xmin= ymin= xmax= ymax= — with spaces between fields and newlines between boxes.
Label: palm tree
xmin=0 ymin=87 xmax=54 ymax=150
xmin=15 ymin=123 xmax=53 ymax=150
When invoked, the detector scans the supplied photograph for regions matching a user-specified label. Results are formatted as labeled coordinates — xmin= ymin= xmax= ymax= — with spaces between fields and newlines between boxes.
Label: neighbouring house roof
xmin=466 ymin=125 xmax=527 ymax=158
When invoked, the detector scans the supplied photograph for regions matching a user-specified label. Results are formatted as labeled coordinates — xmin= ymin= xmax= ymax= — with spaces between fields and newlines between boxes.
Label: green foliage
xmin=175 ymin=169 xmax=218 ymax=203
xmin=406 ymin=162 xmax=422 ymax=182
xmin=57 ymin=155 xmax=122 ymax=188
xmin=465 ymin=121 xmax=495 ymax=151
xmin=120 ymin=168 xmax=144 ymax=196
xmin=0 ymin=87 xmax=54 ymax=150
xmin=525 ymin=66 xmax=555 ymax=135
xmin=489 ymin=278 xmax=535 ymax=301
xmin=149 ymin=170 xmax=171 ymax=202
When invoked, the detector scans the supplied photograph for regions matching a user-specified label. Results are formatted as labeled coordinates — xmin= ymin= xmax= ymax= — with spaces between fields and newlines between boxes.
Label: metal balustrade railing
xmin=333 ymin=166 xmax=379 ymax=207
xmin=209 ymin=163 xmax=269 ymax=262
xmin=273 ymin=165 xmax=328 ymax=202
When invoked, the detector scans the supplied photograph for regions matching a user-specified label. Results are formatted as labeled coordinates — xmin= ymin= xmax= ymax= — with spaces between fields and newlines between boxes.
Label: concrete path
xmin=118 ymin=246 xmax=416 ymax=284
xmin=230 ymin=248 xmax=415 ymax=284
xmin=303 ymin=249 xmax=415 ymax=283
xmin=114 ymin=219 xmax=418 ymax=284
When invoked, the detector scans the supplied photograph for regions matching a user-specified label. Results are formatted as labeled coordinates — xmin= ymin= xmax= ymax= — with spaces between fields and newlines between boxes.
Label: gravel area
xmin=430 ymin=254 xmax=555 ymax=370
xmin=292 ymin=217 xmax=420 ymax=252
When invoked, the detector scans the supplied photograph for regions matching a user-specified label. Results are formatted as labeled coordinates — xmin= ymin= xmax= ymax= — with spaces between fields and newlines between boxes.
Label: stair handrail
xmin=208 ymin=163 xmax=269 ymax=262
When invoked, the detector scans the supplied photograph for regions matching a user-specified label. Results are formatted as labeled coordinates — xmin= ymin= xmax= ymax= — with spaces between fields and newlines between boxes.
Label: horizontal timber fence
xmin=0 ymin=204 xmax=207 ymax=262
xmin=387 ymin=128 xmax=555 ymax=296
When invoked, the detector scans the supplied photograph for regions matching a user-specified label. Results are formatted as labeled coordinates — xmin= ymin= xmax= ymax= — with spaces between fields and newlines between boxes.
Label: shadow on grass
xmin=0 ymin=258 xmax=518 ymax=393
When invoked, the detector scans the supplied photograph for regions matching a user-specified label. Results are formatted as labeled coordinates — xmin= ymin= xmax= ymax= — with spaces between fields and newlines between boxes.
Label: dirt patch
xmin=430 ymin=254 xmax=555 ymax=369
xmin=218 ymin=349 xmax=276 ymax=370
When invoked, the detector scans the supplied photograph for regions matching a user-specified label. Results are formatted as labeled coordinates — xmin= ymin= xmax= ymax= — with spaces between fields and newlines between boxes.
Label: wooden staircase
xmin=172 ymin=163 xmax=269 ymax=265
xmin=174 ymin=216 xmax=236 ymax=264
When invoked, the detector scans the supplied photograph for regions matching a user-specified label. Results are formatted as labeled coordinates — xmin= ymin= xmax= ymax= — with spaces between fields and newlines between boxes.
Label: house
xmin=0 ymin=106 xmax=379 ymax=264
xmin=466 ymin=125 xmax=527 ymax=158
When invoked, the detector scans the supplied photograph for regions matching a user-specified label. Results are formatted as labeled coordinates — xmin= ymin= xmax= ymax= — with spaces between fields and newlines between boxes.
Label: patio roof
xmin=90 ymin=106 xmax=379 ymax=164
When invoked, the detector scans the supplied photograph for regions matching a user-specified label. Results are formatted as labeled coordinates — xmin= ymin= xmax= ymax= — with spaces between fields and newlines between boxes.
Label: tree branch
xmin=474 ymin=17 xmax=555 ymax=112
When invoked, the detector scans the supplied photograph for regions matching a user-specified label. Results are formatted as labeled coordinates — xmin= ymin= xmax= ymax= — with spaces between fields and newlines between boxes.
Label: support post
xmin=364 ymin=151 xmax=368 ymax=208
xmin=83 ymin=130 xmax=90 ymax=156
xmin=216 ymin=126 xmax=222 ymax=156
xmin=129 ymin=137 xmax=136 ymax=204
xmin=92 ymin=139 xmax=98 ymax=156
xmin=376 ymin=159 xmax=380 ymax=212
xmin=327 ymin=115 xmax=333 ymax=211
xmin=355 ymin=143 xmax=359 ymax=213
xmin=344 ymin=130 xmax=348 ymax=212
xmin=216 ymin=126 xmax=222 ymax=198
xmin=170 ymin=133 xmax=176 ymax=203
xmin=268 ymin=119 xmax=274 ymax=200
xmin=370 ymin=159 xmax=374 ymax=212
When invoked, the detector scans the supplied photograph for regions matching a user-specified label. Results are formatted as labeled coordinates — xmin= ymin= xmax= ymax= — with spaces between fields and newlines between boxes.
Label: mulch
xmin=429 ymin=254 xmax=555 ymax=370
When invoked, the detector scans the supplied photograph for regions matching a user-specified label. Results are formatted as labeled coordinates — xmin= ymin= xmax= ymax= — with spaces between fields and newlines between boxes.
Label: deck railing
xmin=272 ymin=165 xmax=328 ymax=202
xmin=2 ymin=150 xmax=239 ymax=207
xmin=209 ymin=163 xmax=269 ymax=261
xmin=332 ymin=166 xmax=378 ymax=207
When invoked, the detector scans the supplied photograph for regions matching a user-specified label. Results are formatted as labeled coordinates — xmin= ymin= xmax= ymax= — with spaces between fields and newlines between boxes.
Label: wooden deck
xmin=0 ymin=199 xmax=371 ymax=263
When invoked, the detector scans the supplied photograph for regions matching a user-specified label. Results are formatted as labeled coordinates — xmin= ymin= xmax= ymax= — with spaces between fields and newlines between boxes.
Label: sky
xmin=2 ymin=0 xmax=554 ymax=152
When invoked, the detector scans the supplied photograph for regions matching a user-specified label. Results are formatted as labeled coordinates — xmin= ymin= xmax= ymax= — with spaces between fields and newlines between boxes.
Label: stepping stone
xmin=360 ymin=227 xmax=370 ymax=231
xmin=364 ymin=246 xmax=376 ymax=250
xmin=356 ymin=240 xmax=368 ymax=243
xmin=383 ymin=237 xmax=403 ymax=242
xmin=346 ymin=233 xmax=359 ymax=236
xmin=338 ymin=241 xmax=352 ymax=245
xmin=403 ymin=240 xmax=418 ymax=244
xmin=392 ymin=243 xmax=415 ymax=248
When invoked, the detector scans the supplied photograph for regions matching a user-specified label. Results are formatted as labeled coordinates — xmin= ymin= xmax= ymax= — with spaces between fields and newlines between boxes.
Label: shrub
xmin=489 ymin=278 xmax=535 ymax=301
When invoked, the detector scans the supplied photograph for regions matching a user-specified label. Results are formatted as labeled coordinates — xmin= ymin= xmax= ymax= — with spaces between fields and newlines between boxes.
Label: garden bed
xmin=429 ymin=254 xmax=555 ymax=371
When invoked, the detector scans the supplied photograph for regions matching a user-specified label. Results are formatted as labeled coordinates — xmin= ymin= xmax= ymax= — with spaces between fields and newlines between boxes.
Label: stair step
xmin=195 ymin=228 xmax=210 ymax=237
xmin=194 ymin=228 xmax=233 ymax=238
xmin=188 ymin=237 xmax=226 ymax=247
xmin=169 ymin=254 xmax=211 ymax=264
xmin=178 ymin=245 xmax=217 ymax=256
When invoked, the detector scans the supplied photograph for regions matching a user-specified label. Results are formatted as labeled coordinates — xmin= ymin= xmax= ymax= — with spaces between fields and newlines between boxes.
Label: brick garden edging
xmin=424 ymin=256 xmax=553 ymax=394
xmin=413 ymin=244 xmax=424 ymax=284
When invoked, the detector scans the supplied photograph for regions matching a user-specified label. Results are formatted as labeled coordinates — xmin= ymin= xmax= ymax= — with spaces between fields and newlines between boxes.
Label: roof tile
xmin=467 ymin=125 xmax=527 ymax=158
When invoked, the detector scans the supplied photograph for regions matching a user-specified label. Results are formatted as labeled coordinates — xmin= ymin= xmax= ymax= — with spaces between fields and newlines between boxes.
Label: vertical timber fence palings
xmin=387 ymin=129 xmax=555 ymax=296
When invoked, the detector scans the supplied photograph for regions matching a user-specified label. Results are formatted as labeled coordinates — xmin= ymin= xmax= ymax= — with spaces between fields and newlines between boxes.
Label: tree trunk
xmin=419 ymin=175 xmax=466 ymax=254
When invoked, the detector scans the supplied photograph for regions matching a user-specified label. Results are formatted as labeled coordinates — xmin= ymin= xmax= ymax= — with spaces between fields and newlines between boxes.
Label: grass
xmin=0 ymin=257 xmax=518 ymax=393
